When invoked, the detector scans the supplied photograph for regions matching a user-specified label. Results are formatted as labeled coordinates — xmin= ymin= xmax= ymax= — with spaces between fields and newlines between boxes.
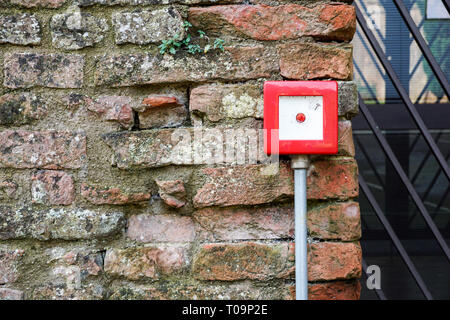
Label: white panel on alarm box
xmin=278 ymin=96 xmax=324 ymax=141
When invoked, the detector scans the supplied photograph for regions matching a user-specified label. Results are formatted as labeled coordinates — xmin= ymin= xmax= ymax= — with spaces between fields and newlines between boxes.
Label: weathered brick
xmin=308 ymin=280 xmax=361 ymax=300
xmin=135 ymin=95 xmax=187 ymax=129
xmin=193 ymin=159 xmax=358 ymax=208
xmin=338 ymin=81 xmax=358 ymax=118
xmin=127 ymin=214 xmax=196 ymax=243
xmin=42 ymin=247 xmax=103 ymax=296
xmin=338 ymin=120 xmax=355 ymax=156
xmin=0 ymin=130 xmax=86 ymax=169
xmin=308 ymin=202 xmax=361 ymax=241
xmin=190 ymin=82 xmax=357 ymax=121
xmin=4 ymin=53 xmax=84 ymax=89
xmin=278 ymin=42 xmax=353 ymax=80
xmin=22 ymin=247 xmax=105 ymax=300
xmin=0 ymin=180 xmax=18 ymax=199
xmin=0 ymin=247 xmax=24 ymax=284
xmin=76 ymin=0 xmax=241 ymax=5
xmin=190 ymin=82 xmax=263 ymax=123
xmin=307 ymin=159 xmax=359 ymax=200
xmin=45 ymin=247 xmax=103 ymax=278
xmin=84 ymin=95 xmax=134 ymax=129
xmin=109 ymin=280 xmax=290 ymax=300
xmin=51 ymin=11 xmax=108 ymax=50
xmin=0 ymin=14 xmax=41 ymax=45
xmin=113 ymin=8 xmax=184 ymax=45
xmin=0 ymin=93 xmax=47 ymax=126
xmin=104 ymin=245 xmax=188 ymax=280
xmin=307 ymin=242 xmax=362 ymax=281
xmin=193 ymin=163 xmax=293 ymax=208
xmin=81 ymin=183 xmax=151 ymax=205
xmin=189 ymin=4 xmax=355 ymax=42
xmin=32 ymin=283 xmax=104 ymax=300
xmin=193 ymin=242 xmax=291 ymax=281
xmin=0 ymin=288 xmax=24 ymax=300
xmin=0 ymin=206 xmax=124 ymax=240
xmin=193 ymin=206 xmax=293 ymax=240
xmin=0 ymin=0 xmax=66 ymax=8
xmin=318 ymin=3 xmax=356 ymax=41
xmin=102 ymin=128 xmax=266 ymax=169
xmin=155 ymin=179 xmax=186 ymax=208
xmin=94 ymin=46 xmax=278 ymax=87
xmin=31 ymin=170 xmax=75 ymax=205
xmin=102 ymin=129 xmax=183 ymax=169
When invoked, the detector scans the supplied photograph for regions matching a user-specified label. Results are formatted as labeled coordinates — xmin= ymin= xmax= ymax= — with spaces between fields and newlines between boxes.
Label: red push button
xmin=296 ymin=113 xmax=306 ymax=123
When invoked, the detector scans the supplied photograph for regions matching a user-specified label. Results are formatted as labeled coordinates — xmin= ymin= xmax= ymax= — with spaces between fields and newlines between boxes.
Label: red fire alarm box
xmin=264 ymin=81 xmax=338 ymax=155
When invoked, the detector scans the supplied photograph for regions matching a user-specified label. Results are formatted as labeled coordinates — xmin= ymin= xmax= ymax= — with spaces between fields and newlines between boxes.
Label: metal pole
xmin=291 ymin=155 xmax=309 ymax=300
xmin=294 ymin=168 xmax=308 ymax=300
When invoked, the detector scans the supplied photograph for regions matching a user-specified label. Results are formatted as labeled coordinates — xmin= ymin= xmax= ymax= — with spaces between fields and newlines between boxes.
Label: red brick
xmin=193 ymin=163 xmax=293 ymax=208
xmin=85 ymin=96 xmax=134 ymax=129
xmin=81 ymin=183 xmax=151 ymax=205
xmin=308 ymin=202 xmax=361 ymax=241
xmin=142 ymin=96 xmax=181 ymax=108
xmin=155 ymin=180 xmax=186 ymax=208
xmin=307 ymin=159 xmax=359 ymax=200
xmin=278 ymin=42 xmax=353 ymax=80
xmin=94 ymin=46 xmax=277 ymax=87
xmin=104 ymin=246 xmax=188 ymax=280
xmin=308 ymin=280 xmax=361 ymax=300
xmin=307 ymin=242 xmax=362 ymax=281
xmin=102 ymin=129 xmax=182 ymax=169
xmin=135 ymin=95 xmax=187 ymax=129
xmin=4 ymin=53 xmax=84 ymax=89
xmin=0 ymin=248 xmax=24 ymax=284
xmin=0 ymin=130 xmax=86 ymax=169
xmin=193 ymin=206 xmax=293 ymax=240
xmin=189 ymin=4 xmax=355 ymax=42
xmin=0 ymin=206 xmax=124 ymax=240
xmin=318 ymin=4 xmax=356 ymax=41
xmin=193 ymin=159 xmax=358 ymax=208
xmin=189 ymin=82 xmax=263 ymax=122
xmin=127 ymin=214 xmax=196 ymax=243
xmin=193 ymin=242 xmax=291 ymax=281
xmin=31 ymin=170 xmax=75 ymax=205
xmin=102 ymin=128 xmax=266 ymax=169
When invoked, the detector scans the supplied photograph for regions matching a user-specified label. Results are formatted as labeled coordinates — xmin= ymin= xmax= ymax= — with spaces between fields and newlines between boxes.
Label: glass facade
xmin=353 ymin=0 xmax=450 ymax=299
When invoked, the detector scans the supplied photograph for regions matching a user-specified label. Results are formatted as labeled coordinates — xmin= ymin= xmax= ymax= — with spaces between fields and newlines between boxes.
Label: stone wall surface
xmin=0 ymin=0 xmax=360 ymax=300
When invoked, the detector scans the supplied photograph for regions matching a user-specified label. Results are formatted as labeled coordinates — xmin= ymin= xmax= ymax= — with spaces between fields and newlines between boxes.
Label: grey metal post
xmin=291 ymin=155 xmax=309 ymax=300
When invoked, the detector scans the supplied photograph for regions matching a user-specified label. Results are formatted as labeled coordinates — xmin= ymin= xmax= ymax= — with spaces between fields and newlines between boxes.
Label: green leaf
xmin=183 ymin=21 xmax=192 ymax=31
xmin=169 ymin=47 xmax=177 ymax=55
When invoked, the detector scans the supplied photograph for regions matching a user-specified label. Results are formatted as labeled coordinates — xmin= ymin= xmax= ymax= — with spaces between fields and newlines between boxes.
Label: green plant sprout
xmin=158 ymin=21 xmax=225 ymax=55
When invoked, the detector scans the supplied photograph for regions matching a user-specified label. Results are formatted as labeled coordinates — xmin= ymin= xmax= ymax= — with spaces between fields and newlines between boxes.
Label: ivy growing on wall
xmin=158 ymin=21 xmax=225 ymax=55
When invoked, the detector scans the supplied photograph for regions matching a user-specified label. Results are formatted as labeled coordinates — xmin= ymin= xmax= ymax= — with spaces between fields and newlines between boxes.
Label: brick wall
xmin=0 ymin=0 xmax=361 ymax=300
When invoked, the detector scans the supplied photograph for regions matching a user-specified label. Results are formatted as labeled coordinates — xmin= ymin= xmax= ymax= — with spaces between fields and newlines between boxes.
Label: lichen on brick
xmin=51 ymin=10 xmax=109 ymax=50
xmin=0 ymin=14 xmax=41 ymax=45
xmin=112 ymin=8 xmax=184 ymax=45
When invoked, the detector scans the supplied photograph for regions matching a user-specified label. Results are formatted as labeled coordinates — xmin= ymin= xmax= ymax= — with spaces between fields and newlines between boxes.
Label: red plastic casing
xmin=263 ymin=81 xmax=338 ymax=155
